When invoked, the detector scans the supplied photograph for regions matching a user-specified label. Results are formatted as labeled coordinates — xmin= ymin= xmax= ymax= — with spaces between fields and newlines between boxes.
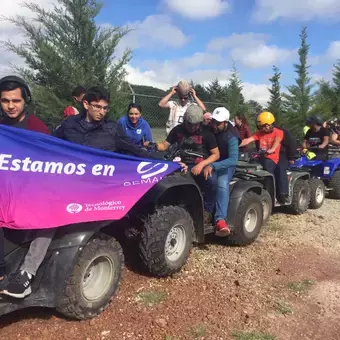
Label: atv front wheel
xmin=309 ymin=179 xmax=325 ymax=209
xmin=260 ymin=189 xmax=272 ymax=225
xmin=290 ymin=179 xmax=310 ymax=214
xmin=139 ymin=206 xmax=194 ymax=277
xmin=227 ymin=192 xmax=263 ymax=246
xmin=329 ymin=170 xmax=340 ymax=199
xmin=57 ymin=235 xmax=123 ymax=320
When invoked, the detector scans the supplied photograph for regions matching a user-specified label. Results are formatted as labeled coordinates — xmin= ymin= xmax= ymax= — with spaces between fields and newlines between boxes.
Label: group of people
xmin=0 ymin=76 xmax=336 ymax=300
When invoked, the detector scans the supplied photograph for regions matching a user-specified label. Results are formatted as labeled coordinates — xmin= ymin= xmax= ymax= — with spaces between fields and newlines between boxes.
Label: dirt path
xmin=1 ymin=199 xmax=340 ymax=340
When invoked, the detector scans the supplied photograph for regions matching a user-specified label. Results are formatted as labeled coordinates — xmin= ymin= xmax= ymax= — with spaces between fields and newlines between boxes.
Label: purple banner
xmin=0 ymin=125 xmax=180 ymax=229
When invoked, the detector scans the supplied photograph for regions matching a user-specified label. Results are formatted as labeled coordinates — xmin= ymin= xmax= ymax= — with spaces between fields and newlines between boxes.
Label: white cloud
xmin=207 ymin=33 xmax=295 ymax=69
xmin=207 ymin=33 xmax=268 ymax=51
xmin=326 ymin=41 xmax=340 ymax=60
xmin=164 ymin=0 xmax=230 ymax=20
xmin=118 ymin=15 xmax=189 ymax=55
xmin=0 ymin=0 xmax=57 ymax=77
xmin=253 ymin=0 xmax=340 ymax=22
xmin=242 ymin=83 xmax=270 ymax=105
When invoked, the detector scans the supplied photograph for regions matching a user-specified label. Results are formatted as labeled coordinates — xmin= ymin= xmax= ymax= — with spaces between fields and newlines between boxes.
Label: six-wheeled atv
xmin=290 ymin=146 xmax=340 ymax=200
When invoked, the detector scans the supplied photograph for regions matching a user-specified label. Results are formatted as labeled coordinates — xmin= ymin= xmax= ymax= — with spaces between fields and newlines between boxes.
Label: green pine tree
xmin=225 ymin=65 xmax=245 ymax=116
xmin=284 ymin=27 xmax=313 ymax=134
xmin=267 ymin=65 xmax=284 ymax=125
xmin=206 ymin=78 xmax=224 ymax=102
xmin=1 ymin=0 xmax=131 ymax=128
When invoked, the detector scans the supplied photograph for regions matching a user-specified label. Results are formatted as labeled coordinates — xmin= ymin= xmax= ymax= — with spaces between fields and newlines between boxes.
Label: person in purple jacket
xmin=118 ymin=103 xmax=153 ymax=147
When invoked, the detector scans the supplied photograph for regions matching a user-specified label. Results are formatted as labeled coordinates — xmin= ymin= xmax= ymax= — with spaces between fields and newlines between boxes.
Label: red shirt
xmin=0 ymin=113 xmax=50 ymax=135
xmin=253 ymin=128 xmax=283 ymax=164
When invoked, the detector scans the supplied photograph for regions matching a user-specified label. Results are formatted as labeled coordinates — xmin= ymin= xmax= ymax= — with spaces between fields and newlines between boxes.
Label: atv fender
xmin=287 ymin=171 xmax=310 ymax=186
xmin=227 ymin=180 xmax=263 ymax=225
xmin=0 ymin=221 xmax=113 ymax=316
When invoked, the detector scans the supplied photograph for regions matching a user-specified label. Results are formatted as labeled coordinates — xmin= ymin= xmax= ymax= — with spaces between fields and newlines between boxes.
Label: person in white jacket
xmin=159 ymin=80 xmax=206 ymax=135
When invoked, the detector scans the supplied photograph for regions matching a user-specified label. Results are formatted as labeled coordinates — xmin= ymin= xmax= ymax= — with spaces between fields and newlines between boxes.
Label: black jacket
xmin=55 ymin=114 xmax=152 ymax=158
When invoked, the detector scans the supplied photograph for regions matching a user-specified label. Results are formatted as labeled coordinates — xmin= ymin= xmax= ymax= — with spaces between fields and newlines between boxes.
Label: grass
xmin=189 ymin=324 xmax=207 ymax=338
xmin=274 ymin=301 xmax=293 ymax=315
xmin=287 ymin=279 xmax=315 ymax=293
xmin=232 ymin=331 xmax=276 ymax=340
xmin=135 ymin=290 xmax=167 ymax=306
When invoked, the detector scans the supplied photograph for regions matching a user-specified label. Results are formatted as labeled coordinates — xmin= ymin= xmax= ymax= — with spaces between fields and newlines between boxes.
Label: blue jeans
xmin=205 ymin=166 xmax=236 ymax=222
xmin=262 ymin=157 xmax=289 ymax=196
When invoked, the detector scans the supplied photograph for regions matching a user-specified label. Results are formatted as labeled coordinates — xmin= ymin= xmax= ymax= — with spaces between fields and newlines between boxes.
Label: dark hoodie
xmin=55 ymin=112 xmax=152 ymax=158
xmin=118 ymin=115 xmax=152 ymax=146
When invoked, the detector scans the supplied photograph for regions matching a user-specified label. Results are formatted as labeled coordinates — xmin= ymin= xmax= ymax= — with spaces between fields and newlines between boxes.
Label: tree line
xmin=1 ymin=0 xmax=340 ymax=137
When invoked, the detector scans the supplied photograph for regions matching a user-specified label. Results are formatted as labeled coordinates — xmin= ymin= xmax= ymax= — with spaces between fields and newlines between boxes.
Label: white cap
xmin=211 ymin=107 xmax=230 ymax=122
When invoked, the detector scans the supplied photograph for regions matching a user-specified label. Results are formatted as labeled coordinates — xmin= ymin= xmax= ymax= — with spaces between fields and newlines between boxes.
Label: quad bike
xmin=1 ymin=145 xmax=265 ymax=321
xmin=290 ymin=146 xmax=340 ymax=200
xmin=237 ymin=150 xmax=315 ymax=224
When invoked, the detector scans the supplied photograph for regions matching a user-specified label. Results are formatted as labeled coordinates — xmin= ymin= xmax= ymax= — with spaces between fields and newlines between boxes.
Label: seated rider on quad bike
xmin=303 ymin=115 xmax=330 ymax=160
xmin=146 ymin=104 xmax=220 ymax=212
xmin=239 ymin=111 xmax=290 ymax=204
xmin=0 ymin=76 xmax=50 ymax=298
xmin=203 ymin=107 xmax=240 ymax=236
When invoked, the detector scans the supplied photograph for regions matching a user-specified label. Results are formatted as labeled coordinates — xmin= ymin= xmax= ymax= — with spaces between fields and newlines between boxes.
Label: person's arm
xmin=210 ymin=137 xmax=239 ymax=171
xmin=239 ymin=136 xmax=256 ymax=147
xmin=191 ymin=132 xmax=220 ymax=175
xmin=331 ymin=133 xmax=340 ymax=146
xmin=144 ymin=122 xmax=153 ymax=142
xmin=190 ymin=88 xmax=206 ymax=111
xmin=318 ymin=135 xmax=329 ymax=149
xmin=159 ymin=87 xmax=177 ymax=108
xmin=302 ymin=137 xmax=308 ymax=149
xmin=198 ymin=147 xmax=220 ymax=168
xmin=266 ymin=129 xmax=283 ymax=154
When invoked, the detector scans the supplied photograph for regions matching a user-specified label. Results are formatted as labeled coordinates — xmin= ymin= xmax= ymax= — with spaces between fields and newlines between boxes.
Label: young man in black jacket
xmin=55 ymin=86 xmax=152 ymax=158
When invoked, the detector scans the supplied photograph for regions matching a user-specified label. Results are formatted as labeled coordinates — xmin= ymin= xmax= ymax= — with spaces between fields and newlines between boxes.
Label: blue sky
xmin=2 ymin=0 xmax=340 ymax=104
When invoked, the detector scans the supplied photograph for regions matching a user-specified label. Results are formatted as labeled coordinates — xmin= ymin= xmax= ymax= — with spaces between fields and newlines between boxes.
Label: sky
xmin=1 ymin=0 xmax=340 ymax=105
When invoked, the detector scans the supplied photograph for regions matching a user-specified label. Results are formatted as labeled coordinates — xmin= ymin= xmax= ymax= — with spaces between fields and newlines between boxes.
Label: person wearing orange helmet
xmin=239 ymin=111 xmax=289 ymax=203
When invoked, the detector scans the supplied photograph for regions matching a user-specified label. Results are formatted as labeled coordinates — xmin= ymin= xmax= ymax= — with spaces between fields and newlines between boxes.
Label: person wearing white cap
xmin=203 ymin=107 xmax=240 ymax=236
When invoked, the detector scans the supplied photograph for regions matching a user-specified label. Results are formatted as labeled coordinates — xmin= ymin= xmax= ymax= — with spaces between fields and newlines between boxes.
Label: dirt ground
xmin=1 ymin=199 xmax=340 ymax=340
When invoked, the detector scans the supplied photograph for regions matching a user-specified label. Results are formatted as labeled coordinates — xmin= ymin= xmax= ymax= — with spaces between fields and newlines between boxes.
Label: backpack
xmin=278 ymin=127 xmax=298 ymax=160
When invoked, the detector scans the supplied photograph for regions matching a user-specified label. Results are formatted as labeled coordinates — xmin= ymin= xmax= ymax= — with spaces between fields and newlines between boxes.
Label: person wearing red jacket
xmin=0 ymin=76 xmax=52 ymax=298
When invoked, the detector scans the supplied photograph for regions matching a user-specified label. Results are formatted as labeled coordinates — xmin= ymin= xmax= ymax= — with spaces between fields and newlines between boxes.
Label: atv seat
xmin=237 ymin=161 xmax=263 ymax=171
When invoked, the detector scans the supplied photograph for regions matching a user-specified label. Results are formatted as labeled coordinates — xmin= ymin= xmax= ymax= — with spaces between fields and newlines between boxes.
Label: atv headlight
xmin=324 ymin=166 xmax=330 ymax=175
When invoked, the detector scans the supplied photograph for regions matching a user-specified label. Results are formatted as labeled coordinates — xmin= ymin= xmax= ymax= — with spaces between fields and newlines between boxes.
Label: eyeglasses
xmin=90 ymin=103 xmax=110 ymax=112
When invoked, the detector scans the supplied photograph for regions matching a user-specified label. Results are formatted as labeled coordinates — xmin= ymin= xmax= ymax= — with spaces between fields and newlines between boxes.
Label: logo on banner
xmin=66 ymin=203 xmax=83 ymax=214
xmin=124 ymin=162 xmax=170 ymax=187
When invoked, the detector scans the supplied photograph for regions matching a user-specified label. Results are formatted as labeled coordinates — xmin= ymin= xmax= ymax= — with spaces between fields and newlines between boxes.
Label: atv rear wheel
xmin=227 ymin=192 xmax=263 ymax=246
xmin=260 ymin=189 xmax=272 ymax=225
xmin=57 ymin=235 xmax=123 ymax=320
xmin=290 ymin=179 xmax=310 ymax=214
xmin=309 ymin=179 xmax=325 ymax=209
xmin=139 ymin=206 xmax=194 ymax=277
xmin=328 ymin=170 xmax=340 ymax=199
